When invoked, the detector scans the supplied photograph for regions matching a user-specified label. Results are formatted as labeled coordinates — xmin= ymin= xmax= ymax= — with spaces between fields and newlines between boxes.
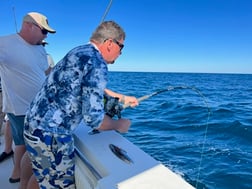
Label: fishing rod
xmin=97 ymin=2 xmax=210 ymax=187
xmin=100 ymin=0 xmax=113 ymax=23
xmin=12 ymin=5 xmax=18 ymax=33
xmin=104 ymin=85 xmax=211 ymax=119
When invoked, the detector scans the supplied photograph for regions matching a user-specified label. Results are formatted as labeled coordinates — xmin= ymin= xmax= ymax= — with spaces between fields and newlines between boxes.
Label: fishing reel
xmin=104 ymin=94 xmax=124 ymax=119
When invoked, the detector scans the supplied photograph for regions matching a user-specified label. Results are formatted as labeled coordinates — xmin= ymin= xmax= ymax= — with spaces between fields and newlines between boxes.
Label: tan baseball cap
xmin=23 ymin=12 xmax=56 ymax=33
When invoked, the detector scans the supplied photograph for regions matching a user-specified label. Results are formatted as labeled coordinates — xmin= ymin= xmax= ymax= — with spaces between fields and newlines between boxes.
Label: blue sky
xmin=1 ymin=0 xmax=252 ymax=74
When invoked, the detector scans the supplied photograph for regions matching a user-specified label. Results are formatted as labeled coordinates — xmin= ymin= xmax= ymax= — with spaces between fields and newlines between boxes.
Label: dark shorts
xmin=7 ymin=113 xmax=25 ymax=145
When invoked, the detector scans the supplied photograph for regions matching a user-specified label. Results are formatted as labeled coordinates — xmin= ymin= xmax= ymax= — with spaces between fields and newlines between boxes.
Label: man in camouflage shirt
xmin=24 ymin=21 xmax=136 ymax=189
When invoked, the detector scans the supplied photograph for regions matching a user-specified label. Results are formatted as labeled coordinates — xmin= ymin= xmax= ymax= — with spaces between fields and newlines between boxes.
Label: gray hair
xmin=90 ymin=21 xmax=126 ymax=43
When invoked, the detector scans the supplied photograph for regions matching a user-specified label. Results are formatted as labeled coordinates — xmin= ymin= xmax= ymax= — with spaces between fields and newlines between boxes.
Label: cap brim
xmin=38 ymin=23 xmax=56 ymax=33
xmin=46 ymin=29 xmax=56 ymax=33
xmin=44 ymin=26 xmax=56 ymax=33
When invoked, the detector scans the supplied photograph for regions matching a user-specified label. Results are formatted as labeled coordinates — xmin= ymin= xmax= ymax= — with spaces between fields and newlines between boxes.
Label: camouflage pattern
xmin=24 ymin=129 xmax=75 ymax=189
xmin=24 ymin=43 xmax=108 ymax=188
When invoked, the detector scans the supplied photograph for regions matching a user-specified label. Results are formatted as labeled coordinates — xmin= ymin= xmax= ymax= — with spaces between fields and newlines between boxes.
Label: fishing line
xmin=143 ymin=86 xmax=210 ymax=189
xmin=111 ymin=86 xmax=211 ymax=188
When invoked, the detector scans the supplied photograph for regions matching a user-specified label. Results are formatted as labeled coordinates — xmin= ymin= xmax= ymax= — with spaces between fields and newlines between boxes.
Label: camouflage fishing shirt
xmin=25 ymin=43 xmax=108 ymax=134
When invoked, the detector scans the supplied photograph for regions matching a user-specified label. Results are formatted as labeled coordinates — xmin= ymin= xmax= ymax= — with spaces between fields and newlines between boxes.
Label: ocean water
xmin=106 ymin=72 xmax=252 ymax=189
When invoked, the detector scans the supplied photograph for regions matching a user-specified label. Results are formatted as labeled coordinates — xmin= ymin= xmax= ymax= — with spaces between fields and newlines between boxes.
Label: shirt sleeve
xmin=81 ymin=56 xmax=108 ymax=129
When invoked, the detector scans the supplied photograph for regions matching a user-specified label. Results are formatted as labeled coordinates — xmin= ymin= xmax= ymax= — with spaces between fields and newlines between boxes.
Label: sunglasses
xmin=112 ymin=39 xmax=124 ymax=51
xmin=33 ymin=23 xmax=48 ymax=35
xmin=104 ymin=38 xmax=124 ymax=51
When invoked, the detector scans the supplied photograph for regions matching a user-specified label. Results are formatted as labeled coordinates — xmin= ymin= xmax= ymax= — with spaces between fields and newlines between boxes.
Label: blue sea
xmin=107 ymin=72 xmax=252 ymax=189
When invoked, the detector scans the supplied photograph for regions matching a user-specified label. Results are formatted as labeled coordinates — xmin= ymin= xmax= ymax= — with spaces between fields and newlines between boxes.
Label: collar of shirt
xmin=89 ymin=42 xmax=101 ymax=53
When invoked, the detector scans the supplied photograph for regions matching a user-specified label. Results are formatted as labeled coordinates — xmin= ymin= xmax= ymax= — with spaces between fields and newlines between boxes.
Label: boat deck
xmin=0 ymin=133 xmax=19 ymax=189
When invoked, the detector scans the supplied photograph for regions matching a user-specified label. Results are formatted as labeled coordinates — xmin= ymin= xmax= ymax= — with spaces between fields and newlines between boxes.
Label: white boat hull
xmin=74 ymin=123 xmax=195 ymax=189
